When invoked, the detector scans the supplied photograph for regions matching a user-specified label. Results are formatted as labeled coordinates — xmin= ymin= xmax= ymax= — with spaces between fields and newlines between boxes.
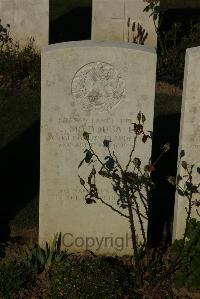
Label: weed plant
xmin=79 ymin=112 xmax=200 ymax=297
xmin=0 ymin=20 xmax=40 ymax=89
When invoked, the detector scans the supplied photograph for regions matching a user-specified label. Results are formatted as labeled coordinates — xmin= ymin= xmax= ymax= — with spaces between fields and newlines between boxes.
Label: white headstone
xmin=39 ymin=41 xmax=156 ymax=255
xmin=0 ymin=0 xmax=49 ymax=49
xmin=92 ymin=0 xmax=158 ymax=48
xmin=173 ymin=47 xmax=200 ymax=240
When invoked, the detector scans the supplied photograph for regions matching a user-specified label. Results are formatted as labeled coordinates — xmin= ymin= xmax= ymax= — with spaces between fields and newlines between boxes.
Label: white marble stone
xmin=0 ymin=0 xmax=49 ymax=49
xmin=92 ymin=0 xmax=158 ymax=48
xmin=39 ymin=40 xmax=156 ymax=255
xmin=173 ymin=47 xmax=200 ymax=240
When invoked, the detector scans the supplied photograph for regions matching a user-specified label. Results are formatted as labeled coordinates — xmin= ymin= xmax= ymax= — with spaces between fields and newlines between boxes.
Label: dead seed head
xmin=162 ymin=143 xmax=171 ymax=152
xmin=83 ymin=131 xmax=90 ymax=141
xmin=167 ymin=176 xmax=176 ymax=186
xmin=181 ymin=161 xmax=187 ymax=170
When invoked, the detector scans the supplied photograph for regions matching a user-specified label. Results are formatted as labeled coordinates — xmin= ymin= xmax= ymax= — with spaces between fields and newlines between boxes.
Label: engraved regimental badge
xmin=72 ymin=62 xmax=126 ymax=112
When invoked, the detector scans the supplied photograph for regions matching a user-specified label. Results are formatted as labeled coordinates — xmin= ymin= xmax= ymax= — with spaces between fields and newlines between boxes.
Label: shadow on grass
xmin=148 ymin=113 xmax=181 ymax=247
xmin=0 ymin=121 xmax=40 ymax=257
xmin=49 ymin=6 xmax=92 ymax=44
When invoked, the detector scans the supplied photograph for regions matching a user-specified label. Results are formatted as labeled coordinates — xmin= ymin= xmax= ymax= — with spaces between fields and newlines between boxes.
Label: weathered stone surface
xmin=0 ymin=0 xmax=49 ymax=49
xmin=40 ymin=41 xmax=156 ymax=255
xmin=71 ymin=61 xmax=126 ymax=112
xmin=92 ymin=0 xmax=158 ymax=48
xmin=173 ymin=47 xmax=200 ymax=240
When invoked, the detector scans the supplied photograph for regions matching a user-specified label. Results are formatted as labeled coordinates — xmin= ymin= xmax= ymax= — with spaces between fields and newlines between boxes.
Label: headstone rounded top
xmin=43 ymin=40 xmax=156 ymax=54
xmin=71 ymin=61 xmax=126 ymax=112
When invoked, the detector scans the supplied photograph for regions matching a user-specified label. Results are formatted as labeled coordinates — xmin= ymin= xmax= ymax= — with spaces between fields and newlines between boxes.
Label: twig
xmin=131 ymin=205 xmax=148 ymax=221
xmin=97 ymin=195 xmax=129 ymax=219
xmin=136 ymin=188 xmax=148 ymax=216
xmin=131 ymin=194 xmax=147 ymax=245
xmin=87 ymin=139 xmax=105 ymax=170
xmin=126 ymin=135 xmax=138 ymax=171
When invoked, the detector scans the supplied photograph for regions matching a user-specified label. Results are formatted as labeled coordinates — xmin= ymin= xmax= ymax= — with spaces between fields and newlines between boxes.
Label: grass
xmin=0 ymin=255 xmax=134 ymax=298
xmin=0 ymin=88 xmax=40 ymax=149
xmin=10 ymin=197 xmax=39 ymax=230
xmin=154 ymin=93 xmax=182 ymax=118
xmin=51 ymin=257 xmax=134 ymax=298
xmin=9 ymin=197 xmax=39 ymax=244
xmin=0 ymin=242 xmax=199 ymax=298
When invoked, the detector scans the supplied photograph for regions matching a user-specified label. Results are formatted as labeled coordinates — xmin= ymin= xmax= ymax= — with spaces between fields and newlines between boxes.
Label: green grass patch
xmin=51 ymin=257 xmax=134 ymax=298
xmin=154 ymin=93 xmax=182 ymax=118
xmin=0 ymin=255 xmax=133 ymax=298
xmin=0 ymin=261 xmax=37 ymax=298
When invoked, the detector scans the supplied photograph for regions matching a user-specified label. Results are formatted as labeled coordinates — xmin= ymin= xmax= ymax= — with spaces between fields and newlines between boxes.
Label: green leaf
xmin=57 ymin=232 xmax=62 ymax=251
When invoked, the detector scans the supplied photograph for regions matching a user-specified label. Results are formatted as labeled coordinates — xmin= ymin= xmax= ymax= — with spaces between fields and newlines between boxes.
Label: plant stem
xmin=132 ymin=194 xmax=147 ymax=246
xmin=126 ymin=135 xmax=138 ymax=171
xmin=127 ymin=195 xmax=142 ymax=286
xmin=97 ymin=195 xmax=129 ymax=219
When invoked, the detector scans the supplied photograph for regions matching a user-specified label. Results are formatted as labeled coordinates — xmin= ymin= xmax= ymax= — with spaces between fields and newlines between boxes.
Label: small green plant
xmin=78 ymin=112 xmax=200 ymax=297
xmin=79 ymin=112 xmax=168 ymax=295
xmin=166 ymin=156 xmax=200 ymax=292
xmin=0 ymin=19 xmax=40 ymax=89
xmin=22 ymin=233 xmax=66 ymax=272
xmin=156 ymin=21 xmax=200 ymax=86
xmin=0 ymin=19 xmax=13 ymax=51
xmin=172 ymin=219 xmax=200 ymax=291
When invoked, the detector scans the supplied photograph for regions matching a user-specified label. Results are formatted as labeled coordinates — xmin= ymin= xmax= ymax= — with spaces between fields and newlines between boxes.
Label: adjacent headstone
xmin=40 ymin=41 xmax=156 ymax=255
xmin=173 ymin=47 xmax=200 ymax=240
xmin=0 ymin=0 xmax=49 ymax=49
xmin=92 ymin=0 xmax=158 ymax=48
